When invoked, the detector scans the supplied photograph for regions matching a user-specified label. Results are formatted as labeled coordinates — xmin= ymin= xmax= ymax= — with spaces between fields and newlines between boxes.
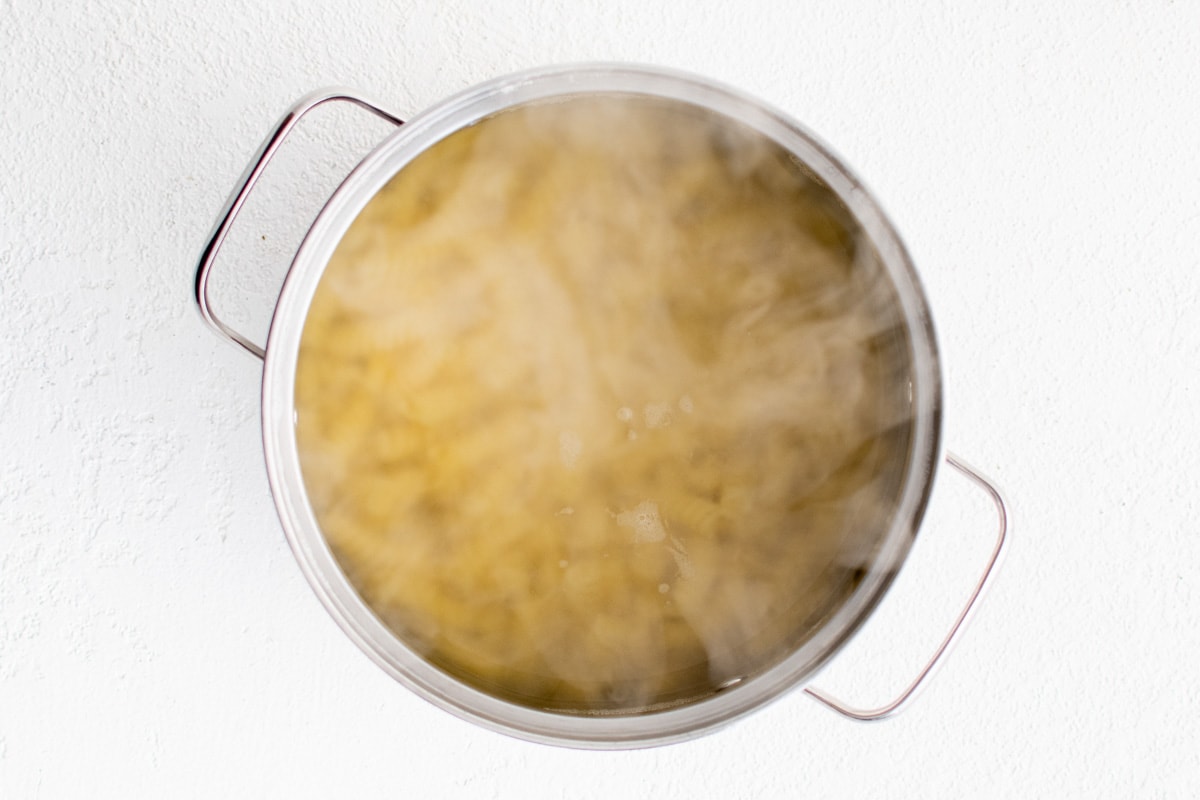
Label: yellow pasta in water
xmin=659 ymin=494 xmax=722 ymax=540
xmin=294 ymin=95 xmax=915 ymax=713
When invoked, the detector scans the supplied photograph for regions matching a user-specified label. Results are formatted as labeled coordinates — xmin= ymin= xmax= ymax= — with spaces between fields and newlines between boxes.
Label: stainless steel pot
xmin=194 ymin=64 xmax=1007 ymax=749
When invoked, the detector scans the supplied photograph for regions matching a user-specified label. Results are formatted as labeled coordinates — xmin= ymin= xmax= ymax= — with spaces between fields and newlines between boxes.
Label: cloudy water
xmin=294 ymin=94 xmax=916 ymax=713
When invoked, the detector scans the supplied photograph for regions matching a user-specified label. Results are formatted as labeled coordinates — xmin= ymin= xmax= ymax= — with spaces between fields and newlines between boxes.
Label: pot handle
xmin=803 ymin=452 xmax=1008 ymax=721
xmin=194 ymin=89 xmax=403 ymax=359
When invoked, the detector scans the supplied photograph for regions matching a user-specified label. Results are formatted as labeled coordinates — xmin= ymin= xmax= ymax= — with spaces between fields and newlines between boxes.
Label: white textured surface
xmin=2 ymin=2 xmax=1198 ymax=796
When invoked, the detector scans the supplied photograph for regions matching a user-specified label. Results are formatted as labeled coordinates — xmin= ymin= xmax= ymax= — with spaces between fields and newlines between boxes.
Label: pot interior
xmin=292 ymin=91 xmax=917 ymax=712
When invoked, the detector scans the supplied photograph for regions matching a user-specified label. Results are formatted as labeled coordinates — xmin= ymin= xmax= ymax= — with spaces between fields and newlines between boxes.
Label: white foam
xmin=616 ymin=500 xmax=666 ymax=543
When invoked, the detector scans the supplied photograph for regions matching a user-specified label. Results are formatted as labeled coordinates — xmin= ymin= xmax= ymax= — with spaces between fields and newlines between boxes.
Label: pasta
xmin=294 ymin=95 xmax=916 ymax=714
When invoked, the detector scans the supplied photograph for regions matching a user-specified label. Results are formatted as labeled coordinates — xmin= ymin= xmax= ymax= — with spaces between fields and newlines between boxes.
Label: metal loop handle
xmin=805 ymin=452 xmax=1009 ymax=721
xmin=194 ymin=88 xmax=403 ymax=359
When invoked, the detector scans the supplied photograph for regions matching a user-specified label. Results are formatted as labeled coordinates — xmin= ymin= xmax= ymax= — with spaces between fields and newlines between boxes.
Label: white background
xmin=2 ymin=2 xmax=1198 ymax=797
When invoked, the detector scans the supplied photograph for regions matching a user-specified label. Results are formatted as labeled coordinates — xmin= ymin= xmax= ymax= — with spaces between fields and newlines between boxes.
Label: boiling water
xmin=294 ymin=95 xmax=915 ymax=713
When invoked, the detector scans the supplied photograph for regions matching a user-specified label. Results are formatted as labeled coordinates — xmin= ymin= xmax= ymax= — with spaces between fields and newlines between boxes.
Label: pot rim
xmin=260 ymin=62 xmax=944 ymax=749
